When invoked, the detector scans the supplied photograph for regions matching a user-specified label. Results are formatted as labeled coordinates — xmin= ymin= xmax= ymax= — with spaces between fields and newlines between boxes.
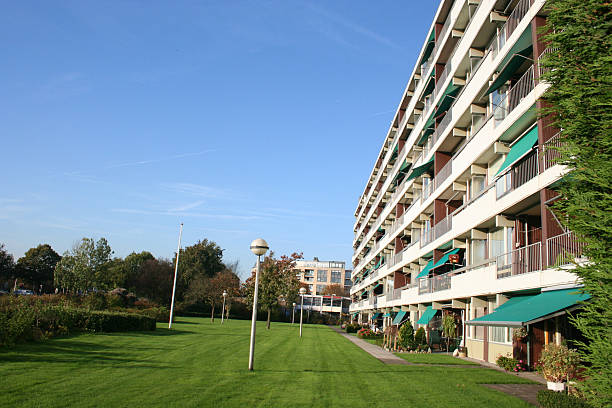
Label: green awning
xmin=407 ymin=157 xmax=434 ymax=181
xmin=392 ymin=311 xmax=407 ymax=325
xmin=435 ymin=82 xmax=462 ymax=116
xmin=371 ymin=313 xmax=381 ymax=320
xmin=422 ymin=74 xmax=435 ymax=97
xmin=383 ymin=312 xmax=392 ymax=318
xmin=467 ymin=288 xmax=590 ymax=327
xmin=432 ymin=248 xmax=461 ymax=270
xmin=352 ymin=312 xmax=359 ymax=317
xmin=417 ymin=112 xmax=436 ymax=146
xmin=416 ymin=259 xmax=434 ymax=279
xmin=419 ymin=30 xmax=436 ymax=65
xmin=371 ymin=283 xmax=382 ymax=291
xmin=390 ymin=143 xmax=399 ymax=161
xmin=417 ymin=306 xmax=437 ymax=325
xmin=497 ymin=28 xmax=532 ymax=78
xmin=377 ymin=227 xmax=384 ymax=233
xmin=392 ymin=160 xmax=412 ymax=185
xmin=485 ymin=45 xmax=533 ymax=95
xmin=496 ymin=125 xmax=539 ymax=175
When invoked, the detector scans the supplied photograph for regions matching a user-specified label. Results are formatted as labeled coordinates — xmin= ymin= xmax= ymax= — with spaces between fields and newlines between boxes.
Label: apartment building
xmin=349 ymin=0 xmax=587 ymax=367
xmin=295 ymin=258 xmax=351 ymax=296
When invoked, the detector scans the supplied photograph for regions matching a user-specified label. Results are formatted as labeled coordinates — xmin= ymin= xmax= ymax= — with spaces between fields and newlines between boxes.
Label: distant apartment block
xmin=295 ymin=258 xmax=351 ymax=296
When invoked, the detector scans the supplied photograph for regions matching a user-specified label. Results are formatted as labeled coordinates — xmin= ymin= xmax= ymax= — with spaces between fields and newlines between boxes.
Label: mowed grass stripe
xmin=0 ymin=317 xmax=533 ymax=408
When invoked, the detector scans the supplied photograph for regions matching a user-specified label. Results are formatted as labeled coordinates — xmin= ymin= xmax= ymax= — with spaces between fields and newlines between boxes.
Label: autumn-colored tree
xmin=321 ymin=284 xmax=347 ymax=297
xmin=242 ymin=252 xmax=302 ymax=329
xmin=186 ymin=269 xmax=240 ymax=322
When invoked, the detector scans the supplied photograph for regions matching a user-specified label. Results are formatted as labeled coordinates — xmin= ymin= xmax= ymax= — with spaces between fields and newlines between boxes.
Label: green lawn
xmin=394 ymin=352 xmax=478 ymax=365
xmin=0 ymin=317 xmax=534 ymax=407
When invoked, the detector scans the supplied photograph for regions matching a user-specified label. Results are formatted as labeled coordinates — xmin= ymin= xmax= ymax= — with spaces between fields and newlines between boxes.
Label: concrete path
xmin=329 ymin=326 xmax=409 ymax=365
xmin=482 ymin=384 xmax=546 ymax=407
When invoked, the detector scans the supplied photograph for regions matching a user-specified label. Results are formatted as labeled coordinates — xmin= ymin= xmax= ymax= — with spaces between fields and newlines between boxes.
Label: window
xmin=506 ymin=227 xmax=514 ymax=253
xmin=496 ymin=171 xmax=512 ymax=198
xmin=304 ymin=269 xmax=314 ymax=277
xmin=317 ymin=270 xmax=327 ymax=282
xmin=307 ymin=284 xmax=313 ymax=292
xmin=472 ymin=239 xmax=487 ymax=264
xmin=470 ymin=175 xmax=486 ymax=199
xmin=490 ymin=326 xmax=507 ymax=343
xmin=316 ymin=284 xmax=325 ymax=294
xmin=490 ymin=229 xmax=505 ymax=258
xmin=331 ymin=270 xmax=341 ymax=283
xmin=345 ymin=271 xmax=351 ymax=279
xmin=344 ymin=279 xmax=352 ymax=286
xmin=474 ymin=307 xmax=486 ymax=340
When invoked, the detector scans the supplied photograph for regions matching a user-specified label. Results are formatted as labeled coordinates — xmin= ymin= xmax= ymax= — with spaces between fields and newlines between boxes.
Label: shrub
xmin=414 ymin=327 xmax=427 ymax=346
xmin=537 ymin=390 xmax=592 ymax=408
xmin=496 ymin=353 xmax=527 ymax=372
xmin=398 ymin=321 xmax=415 ymax=350
xmin=357 ymin=328 xmax=381 ymax=339
xmin=345 ymin=323 xmax=360 ymax=333
xmin=537 ymin=344 xmax=581 ymax=382
xmin=0 ymin=296 xmax=155 ymax=347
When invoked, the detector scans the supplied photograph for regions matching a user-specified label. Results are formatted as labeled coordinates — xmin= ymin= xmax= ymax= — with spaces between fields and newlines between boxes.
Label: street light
xmin=248 ymin=238 xmax=269 ymax=371
xmin=292 ymin=302 xmax=296 ymax=325
xmin=221 ymin=290 xmax=228 ymax=324
xmin=299 ymin=287 xmax=306 ymax=338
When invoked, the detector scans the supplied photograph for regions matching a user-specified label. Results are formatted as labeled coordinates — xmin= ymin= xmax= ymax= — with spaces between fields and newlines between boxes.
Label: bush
xmin=345 ymin=323 xmax=361 ymax=333
xmin=398 ymin=321 xmax=415 ymax=350
xmin=0 ymin=296 xmax=155 ymax=347
xmin=537 ymin=344 xmax=581 ymax=383
xmin=496 ymin=353 xmax=527 ymax=372
xmin=414 ymin=327 xmax=427 ymax=346
xmin=357 ymin=328 xmax=381 ymax=339
xmin=537 ymin=390 xmax=592 ymax=408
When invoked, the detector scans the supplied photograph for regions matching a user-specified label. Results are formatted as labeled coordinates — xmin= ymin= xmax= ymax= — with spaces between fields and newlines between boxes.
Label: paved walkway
xmin=330 ymin=326 xmax=547 ymax=406
xmin=329 ymin=326 xmax=409 ymax=365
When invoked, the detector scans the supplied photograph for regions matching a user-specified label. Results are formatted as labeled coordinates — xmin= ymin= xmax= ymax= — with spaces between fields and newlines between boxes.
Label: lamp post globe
xmin=299 ymin=287 xmax=307 ymax=338
xmin=221 ymin=290 xmax=228 ymax=324
xmin=292 ymin=302 xmax=296 ymax=325
xmin=248 ymin=238 xmax=268 ymax=371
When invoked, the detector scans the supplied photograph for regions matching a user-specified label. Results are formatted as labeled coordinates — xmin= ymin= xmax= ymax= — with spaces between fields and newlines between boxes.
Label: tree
xmin=175 ymin=239 xmax=224 ymax=300
xmin=0 ymin=244 xmax=15 ymax=290
xmin=540 ymin=2 xmax=612 ymax=406
xmin=398 ymin=321 xmax=415 ymax=350
xmin=131 ymin=258 xmax=174 ymax=305
xmin=186 ymin=269 xmax=240 ymax=322
xmin=111 ymin=251 xmax=156 ymax=291
xmin=321 ymin=284 xmax=348 ymax=297
xmin=242 ymin=252 xmax=302 ymax=329
xmin=54 ymin=238 xmax=114 ymax=292
xmin=16 ymin=244 xmax=61 ymax=293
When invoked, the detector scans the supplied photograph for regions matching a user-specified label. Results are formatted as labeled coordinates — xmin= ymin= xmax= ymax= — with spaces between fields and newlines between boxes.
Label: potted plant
xmin=512 ymin=326 xmax=528 ymax=341
xmin=536 ymin=344 xmax=580 ymax=391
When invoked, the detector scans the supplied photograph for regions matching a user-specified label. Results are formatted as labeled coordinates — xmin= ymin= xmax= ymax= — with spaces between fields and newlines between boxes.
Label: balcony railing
xmin=489 ymin=0 xmax=535 ymax=60
xmin=546 ymin=231 xmax=585 ymax=267
xmin=493 ymin=66 xmax=535 ymax=125
xmin=496 ymin=149 xmax=539 ymax=199
xmin=496 ymin=241 xmax=542 ymax=279
xmin=543 ymin=132 xmax=562 ymax=170
xmin=418 ymin=273 xmax=451 ymax=295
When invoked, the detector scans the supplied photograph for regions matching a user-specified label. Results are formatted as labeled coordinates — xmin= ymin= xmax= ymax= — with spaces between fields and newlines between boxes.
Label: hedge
xmin=0 ymin=296 xmax=155 ymax=347
xmin=537 ymin=390 xmax=592 ymax=408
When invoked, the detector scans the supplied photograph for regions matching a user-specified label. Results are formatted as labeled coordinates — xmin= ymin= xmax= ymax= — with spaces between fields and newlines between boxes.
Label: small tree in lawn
xmin=242 ymin=252 xmax=302 ymax=329
xmin=442 ymin=314 xmax=457 ymax=352
xmin=398 ymin=321 xmax=415 ymax=351
xmin=187 ymin=270 xmax=240 ymax=322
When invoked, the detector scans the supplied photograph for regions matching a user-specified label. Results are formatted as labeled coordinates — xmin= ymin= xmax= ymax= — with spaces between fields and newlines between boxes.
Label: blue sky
xmin=0 ymin=1 xmax=437 ymax=279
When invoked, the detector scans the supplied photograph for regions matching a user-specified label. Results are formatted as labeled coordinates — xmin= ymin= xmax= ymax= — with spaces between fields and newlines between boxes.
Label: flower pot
xmin=547 ymin=381 xmax=565 ymax=392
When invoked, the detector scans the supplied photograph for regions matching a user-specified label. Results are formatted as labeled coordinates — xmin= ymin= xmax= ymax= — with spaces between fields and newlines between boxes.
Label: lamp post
xmin=221 ymin=290 xmax=227 ymax=324
xmin=292 ymin=302 xmax=296 ymax=325
xmin=299 ymin=287 xmax=306 ymax=338
xmin=248 ymin=238 xmax=269 ymax=371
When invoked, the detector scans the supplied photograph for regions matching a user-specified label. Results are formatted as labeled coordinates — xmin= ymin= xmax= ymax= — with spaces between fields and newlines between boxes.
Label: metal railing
xmin=543 ymin=132 xmax=562 ymax=170
xmin=496 ymin=241 xmax=542 ymax=278
xmin=489 ymin=0 xmax=535 ymax=60
xmin=418 ymin=273 xmax=451 ymax=295
xmin=492 ymin=66 xmax=535 ymax=125
xmin=546 ymin=231 xmax=585 ymax=267
xmin=435 ymin=159 xmax=453 ymax=189
xmin=422 ymin=179 xmax=436 ymax=201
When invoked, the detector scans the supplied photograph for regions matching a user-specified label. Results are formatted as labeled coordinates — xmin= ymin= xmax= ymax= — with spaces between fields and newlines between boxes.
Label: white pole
xmin=168 ymin=223 xmax=183 ymax=329
xmin=292 ymin=305 xmax=295 ymax=325
xmin=221 ymin=294 xmax=226 ymax=324
xmin=248 ymin=255 xmax=261 ymax=371
xmin=299 ymin=294 xmax=304 ymax=338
